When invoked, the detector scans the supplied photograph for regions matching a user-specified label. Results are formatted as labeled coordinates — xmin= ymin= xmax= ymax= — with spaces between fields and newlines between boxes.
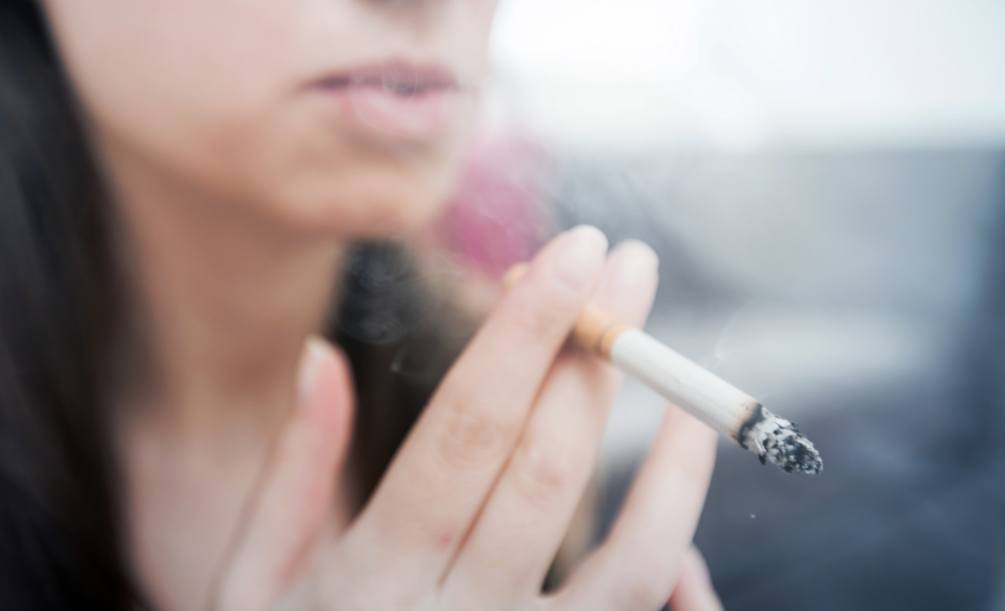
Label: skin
xmin=40 ymin=1 xmax=722 ymax=610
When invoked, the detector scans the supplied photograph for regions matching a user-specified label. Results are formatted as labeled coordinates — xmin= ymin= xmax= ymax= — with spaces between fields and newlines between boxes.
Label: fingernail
xmin=553 ymin=225 xmax=608 ymax=290
xmin=297 ymin=336 xmax=329 ymax=403
xmin=612 ymin=240 xmax=659 ymax=291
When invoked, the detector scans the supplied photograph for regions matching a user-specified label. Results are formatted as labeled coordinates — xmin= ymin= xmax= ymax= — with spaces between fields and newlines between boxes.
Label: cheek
xmin=46 ymin=0 xmax=299 ymax=195
xmin=46 ymin=0 xmax=488 ymax=236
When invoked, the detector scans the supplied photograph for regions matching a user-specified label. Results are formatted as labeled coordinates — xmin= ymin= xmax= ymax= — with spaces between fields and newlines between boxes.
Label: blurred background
xmin=446 ymin=1 xmax=1005 ymax=609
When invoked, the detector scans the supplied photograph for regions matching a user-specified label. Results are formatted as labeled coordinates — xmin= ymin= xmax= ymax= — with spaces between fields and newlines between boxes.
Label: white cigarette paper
xmin=503 ymin=262 xmax=823 ymax=475
xmin=611 ymin=330 xmax=757 ymax=439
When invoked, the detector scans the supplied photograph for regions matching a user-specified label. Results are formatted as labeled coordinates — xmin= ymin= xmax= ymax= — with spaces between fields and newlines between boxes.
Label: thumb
xmin=213 ymin=336 xmax=355 ymax=611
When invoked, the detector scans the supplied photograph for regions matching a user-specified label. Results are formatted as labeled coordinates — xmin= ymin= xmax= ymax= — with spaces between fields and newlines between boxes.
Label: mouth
xmin=318 ymin=59 xmax=461 ymax=95
xmin=312 ymin=59 xmax=469 ymax=141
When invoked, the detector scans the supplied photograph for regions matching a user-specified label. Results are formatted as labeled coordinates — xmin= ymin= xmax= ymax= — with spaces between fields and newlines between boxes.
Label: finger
xmin=553 ymin=405 xmax=717 ymax=611
xmin=212 ymin=337 xmax=355 ymax=611
xmin=668 ymin=547 xmax=724 ymax=611
xmin=343 ymin=226 xmax=608 ymax=590
xmin=441 ymin=241 xmax=659 ymax=607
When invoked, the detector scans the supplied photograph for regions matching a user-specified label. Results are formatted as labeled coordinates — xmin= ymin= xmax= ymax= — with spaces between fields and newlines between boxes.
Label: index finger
xmin=342 ymin=225 xmax=608 ymax=589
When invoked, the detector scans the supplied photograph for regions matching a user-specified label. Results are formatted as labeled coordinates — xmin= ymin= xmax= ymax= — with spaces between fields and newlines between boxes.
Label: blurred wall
xmin=489 ymin=0 xmax=1005 ymax=150
xmin=481 ymin=3 xmax=1005 ymax=610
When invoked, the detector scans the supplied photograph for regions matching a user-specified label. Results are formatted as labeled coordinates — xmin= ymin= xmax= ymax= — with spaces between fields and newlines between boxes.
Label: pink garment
xmin=439 ymin=136 xmax=554 ymax=279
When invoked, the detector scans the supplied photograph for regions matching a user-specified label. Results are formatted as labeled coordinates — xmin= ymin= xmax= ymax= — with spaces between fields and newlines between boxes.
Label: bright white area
xmin=488 ymin=0 xmax=1005 ymax=150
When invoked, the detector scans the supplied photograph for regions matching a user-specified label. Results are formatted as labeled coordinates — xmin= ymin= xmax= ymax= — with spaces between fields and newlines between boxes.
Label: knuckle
xmin=512 ymin=439 xmax=576 ymax=507
xmin=508 ymin=297 xmax=571 ymax=340
xmin=279 ymin=419 xmax=314 ymax=460
xmin=213 ymin=576 xmax=272 ymax=611
xmin=615 ymin=575 xmax=668 ymax=611
xmin=437 ymin=399 xmax=514 ymax=469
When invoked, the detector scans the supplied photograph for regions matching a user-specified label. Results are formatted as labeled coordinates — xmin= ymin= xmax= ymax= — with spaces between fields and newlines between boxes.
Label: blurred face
xmin=42 ymin=0 xmax=498 ymax=236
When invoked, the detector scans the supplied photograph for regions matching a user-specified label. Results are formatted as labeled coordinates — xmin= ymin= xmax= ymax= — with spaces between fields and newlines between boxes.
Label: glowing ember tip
xmin=739 ymin=404 xmax=823 ymax=475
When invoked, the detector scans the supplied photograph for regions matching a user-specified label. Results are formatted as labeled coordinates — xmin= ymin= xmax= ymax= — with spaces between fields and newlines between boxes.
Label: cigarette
xmin=504 ymin=263 xmax=822 ymax=475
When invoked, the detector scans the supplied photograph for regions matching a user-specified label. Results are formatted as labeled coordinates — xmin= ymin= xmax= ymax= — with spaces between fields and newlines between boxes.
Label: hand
xmin=211 ymin=227 xmax=718 ymax=611
xmin=667 ymin=547 xmax=724 ymax=611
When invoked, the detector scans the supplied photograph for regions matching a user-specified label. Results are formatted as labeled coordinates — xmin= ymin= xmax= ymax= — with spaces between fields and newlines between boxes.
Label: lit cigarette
xmin=505 ymin=263 xmax=822 ymax=475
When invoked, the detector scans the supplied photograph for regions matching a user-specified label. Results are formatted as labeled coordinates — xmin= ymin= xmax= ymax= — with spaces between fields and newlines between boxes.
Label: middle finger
xmin=440 ymin=241 xmax=660 ymax=607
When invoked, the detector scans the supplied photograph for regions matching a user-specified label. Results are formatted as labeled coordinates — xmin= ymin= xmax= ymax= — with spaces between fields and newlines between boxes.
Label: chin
xmin=273 ymin=160 xmax=462 ymax=239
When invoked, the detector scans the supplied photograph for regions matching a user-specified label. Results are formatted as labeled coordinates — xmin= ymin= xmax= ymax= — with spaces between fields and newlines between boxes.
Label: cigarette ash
xmin=737 ymin=404 xmax=823 ymax=475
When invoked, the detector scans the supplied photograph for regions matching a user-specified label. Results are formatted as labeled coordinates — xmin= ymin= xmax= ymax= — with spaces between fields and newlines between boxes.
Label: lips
xmin=318 ymin=59 xmax=460 ymax=94
xmin=313 ymin=59 xmax=468 ymax=141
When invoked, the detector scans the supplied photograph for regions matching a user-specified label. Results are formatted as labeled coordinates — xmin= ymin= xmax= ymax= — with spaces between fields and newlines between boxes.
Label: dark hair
xmin=0 ymin=3 xmax=470 ymax=608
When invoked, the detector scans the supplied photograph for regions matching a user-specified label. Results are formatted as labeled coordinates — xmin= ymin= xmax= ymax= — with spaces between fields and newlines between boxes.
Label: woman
xmin=0 ymin=1 xmax=721 ymax=609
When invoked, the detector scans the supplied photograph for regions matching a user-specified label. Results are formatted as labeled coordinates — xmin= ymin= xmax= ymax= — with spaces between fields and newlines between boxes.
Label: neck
xmin=106 ymin=148 xmax=346 ymax=440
